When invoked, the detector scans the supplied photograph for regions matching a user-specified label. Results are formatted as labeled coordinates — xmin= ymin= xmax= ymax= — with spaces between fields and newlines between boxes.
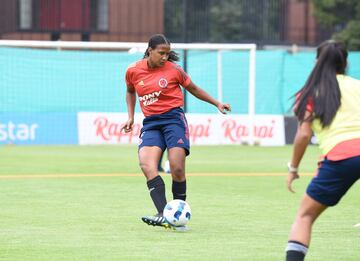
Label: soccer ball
xmin=163 ymin=160 xmax=171 ymax=173
xmin=163 ymin=199 xmax=191 ymax=227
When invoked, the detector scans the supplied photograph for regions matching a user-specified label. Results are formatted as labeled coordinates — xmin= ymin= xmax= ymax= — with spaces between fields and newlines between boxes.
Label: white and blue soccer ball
xmin=163 ymin=199 xmax=191 ymax=227
xmin=163 ymin=160 xmax=171 ymax=173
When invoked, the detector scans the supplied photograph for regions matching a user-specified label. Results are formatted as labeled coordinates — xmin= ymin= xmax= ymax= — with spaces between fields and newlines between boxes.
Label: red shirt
xmin=125 ymin=59 xmax=191 ymax=117
xmin=322 ymin=138 xmax=360 ymax=161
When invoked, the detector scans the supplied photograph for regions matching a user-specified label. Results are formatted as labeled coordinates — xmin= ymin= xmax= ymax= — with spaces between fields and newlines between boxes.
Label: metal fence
xmin=0 ymin=0 xmax=335 ymax=45
xmin=165 ymin=0 xmax=288 ymax=44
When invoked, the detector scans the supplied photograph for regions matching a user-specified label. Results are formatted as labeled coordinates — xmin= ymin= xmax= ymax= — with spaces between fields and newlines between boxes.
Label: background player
xmin=285 ymin=40 xmax=360 ymax=260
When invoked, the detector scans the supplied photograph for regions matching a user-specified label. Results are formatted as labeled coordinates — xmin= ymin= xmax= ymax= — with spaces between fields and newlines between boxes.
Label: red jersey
xmin=125 ymin=59 xmax=191 ymax=117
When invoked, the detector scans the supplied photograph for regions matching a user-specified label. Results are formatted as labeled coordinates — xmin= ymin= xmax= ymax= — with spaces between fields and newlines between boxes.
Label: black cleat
xmin=141 ymin=215 xmax=171 ymax=229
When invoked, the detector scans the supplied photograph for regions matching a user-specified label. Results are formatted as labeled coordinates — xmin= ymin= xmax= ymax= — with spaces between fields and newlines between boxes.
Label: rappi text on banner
xmin=78 ymin=113 xmax=285 ymax=146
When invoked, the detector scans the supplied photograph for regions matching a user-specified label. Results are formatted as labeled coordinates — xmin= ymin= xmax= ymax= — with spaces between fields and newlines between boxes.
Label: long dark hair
xmin=143 ymin=34 xmax=179 ymax=62
xmin=294 ymin=40 xmax=348 ymax=128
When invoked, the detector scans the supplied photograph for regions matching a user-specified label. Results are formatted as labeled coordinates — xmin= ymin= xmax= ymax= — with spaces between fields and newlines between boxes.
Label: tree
xmin=209 ymin=0 xmax=283 ymax=43
xmin=312 ymin=0 xmax=360 ymax=50
xmin=164 ymin=0 xmax=285 ymax=44
xmin=164 ymin=0 xmax=211 ymax=42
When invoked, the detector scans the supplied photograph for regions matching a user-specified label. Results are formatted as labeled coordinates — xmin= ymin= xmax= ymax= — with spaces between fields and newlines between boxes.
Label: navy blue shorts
xmin=306 ymin=156 xmax=360 ymax=206
xmin=139 ymin=107 xmax=190 ymax=156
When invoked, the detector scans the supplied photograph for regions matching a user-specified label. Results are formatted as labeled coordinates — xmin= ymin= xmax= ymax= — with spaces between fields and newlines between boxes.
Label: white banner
xmin=78 ymin=112 xmax=285 ymax=146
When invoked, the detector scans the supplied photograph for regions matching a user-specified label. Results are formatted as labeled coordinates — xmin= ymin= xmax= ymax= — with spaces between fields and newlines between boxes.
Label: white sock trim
xmin=286 ymin=242 xmax=308 ymax=255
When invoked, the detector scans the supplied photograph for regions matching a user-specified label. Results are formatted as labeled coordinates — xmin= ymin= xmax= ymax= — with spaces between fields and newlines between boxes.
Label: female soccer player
xmin=285 ymin=40 xmax=360 ymax=260
xmin=122 ymin=34 xmax=231 ymax=228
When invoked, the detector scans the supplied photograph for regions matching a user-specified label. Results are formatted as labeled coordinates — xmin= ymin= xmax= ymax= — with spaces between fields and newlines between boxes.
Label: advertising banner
xmin=0 ymin=113 xmax=78 ymax=145
xmin=78 ymin=112 xmax=285 ymax=146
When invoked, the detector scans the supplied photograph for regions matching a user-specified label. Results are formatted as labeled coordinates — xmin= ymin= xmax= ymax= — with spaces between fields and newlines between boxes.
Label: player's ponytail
xmin=294 ymin=40 xmax=348 ymax=128
xmin=143 ymin=34 xmax=179 ymax=62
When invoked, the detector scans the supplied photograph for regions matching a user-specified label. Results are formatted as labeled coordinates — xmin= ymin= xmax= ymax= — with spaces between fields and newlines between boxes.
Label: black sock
xmin=147 ymin=175 xmax=167 ymax=215
xmin=172 ymin=180 xmax=186 ymax=201
xmin=286 ymin=241 xmax=308 ymax=261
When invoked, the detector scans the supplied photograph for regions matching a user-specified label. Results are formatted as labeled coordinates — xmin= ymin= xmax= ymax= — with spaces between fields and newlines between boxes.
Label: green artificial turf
xmin=0 ymin=145 xmax=321 ymax=175
xmin=0 ymin=145 xmax=359 ymax=260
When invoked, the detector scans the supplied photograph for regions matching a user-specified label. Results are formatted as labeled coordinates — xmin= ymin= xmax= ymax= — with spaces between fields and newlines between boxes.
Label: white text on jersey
xmin=138 ymin=91 xmax=162 ymax=106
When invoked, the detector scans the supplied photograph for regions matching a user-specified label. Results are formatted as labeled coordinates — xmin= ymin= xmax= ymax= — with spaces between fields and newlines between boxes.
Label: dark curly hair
xmin=143 ymin=34 xmax=179 ymax=62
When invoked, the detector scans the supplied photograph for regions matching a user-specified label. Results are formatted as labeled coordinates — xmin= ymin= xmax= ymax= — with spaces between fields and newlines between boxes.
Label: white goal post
xmin=0 ymin=40 xmax=256 ymax=144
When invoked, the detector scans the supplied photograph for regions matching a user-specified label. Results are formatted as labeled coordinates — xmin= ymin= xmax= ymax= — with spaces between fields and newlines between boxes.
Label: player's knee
xmin=139 ymin=161 xmax=156 ymax=174
xmin=170 ymin=165 xmax=185 ymax=179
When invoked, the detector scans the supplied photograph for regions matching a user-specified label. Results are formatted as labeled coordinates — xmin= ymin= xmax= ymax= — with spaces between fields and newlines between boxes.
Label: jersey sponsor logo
xmin=138 ymin=91 xmax=162 ymax=106
xmin=158 ymin=78 xmax=168 ymax=88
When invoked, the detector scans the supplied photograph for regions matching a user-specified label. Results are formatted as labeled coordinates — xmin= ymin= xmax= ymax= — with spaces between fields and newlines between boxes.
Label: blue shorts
xmin=139 ymin=107 xmax=190 ymax=156
xmin=306 ymin=156 xmax=360 ymax=206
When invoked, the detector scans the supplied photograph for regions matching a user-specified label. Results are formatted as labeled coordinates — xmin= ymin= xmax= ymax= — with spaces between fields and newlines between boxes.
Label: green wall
xmin=1 ymin=47 xmax=359 ymax=114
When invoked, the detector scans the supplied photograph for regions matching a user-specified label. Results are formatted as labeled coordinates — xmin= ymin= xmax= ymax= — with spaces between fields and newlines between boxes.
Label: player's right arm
xmin=287 ymin=110 xmax=313 ymax=193
xmin=122 ymin=83 xmax=136 ymax=133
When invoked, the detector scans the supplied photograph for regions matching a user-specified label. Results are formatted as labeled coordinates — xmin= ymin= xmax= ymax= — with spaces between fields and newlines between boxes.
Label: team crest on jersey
xmin=158 ymin=78 xmax=168 ymax=88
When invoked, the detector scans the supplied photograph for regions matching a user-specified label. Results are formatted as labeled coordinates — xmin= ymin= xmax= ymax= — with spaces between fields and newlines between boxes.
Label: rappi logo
xmin=222 ymin=119 xmax=275 ymax=142
xmin=188 ymin=118 xmax=211 ymax=143
xmin=94 ymin=117 xmax=141 ymax=143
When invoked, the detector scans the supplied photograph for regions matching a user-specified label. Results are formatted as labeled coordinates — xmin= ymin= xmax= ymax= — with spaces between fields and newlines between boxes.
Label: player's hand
xmin=286 ymin=171 xmax=299 ymax=193
xmin=217 ymin=103 xmax=231 ymax=114
xmin=121 ymin=118 xmax=134 ymax=133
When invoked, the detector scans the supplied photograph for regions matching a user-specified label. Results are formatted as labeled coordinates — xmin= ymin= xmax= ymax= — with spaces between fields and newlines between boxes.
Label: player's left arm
xmin=185 ymin=81 xmax=231 ymax=114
